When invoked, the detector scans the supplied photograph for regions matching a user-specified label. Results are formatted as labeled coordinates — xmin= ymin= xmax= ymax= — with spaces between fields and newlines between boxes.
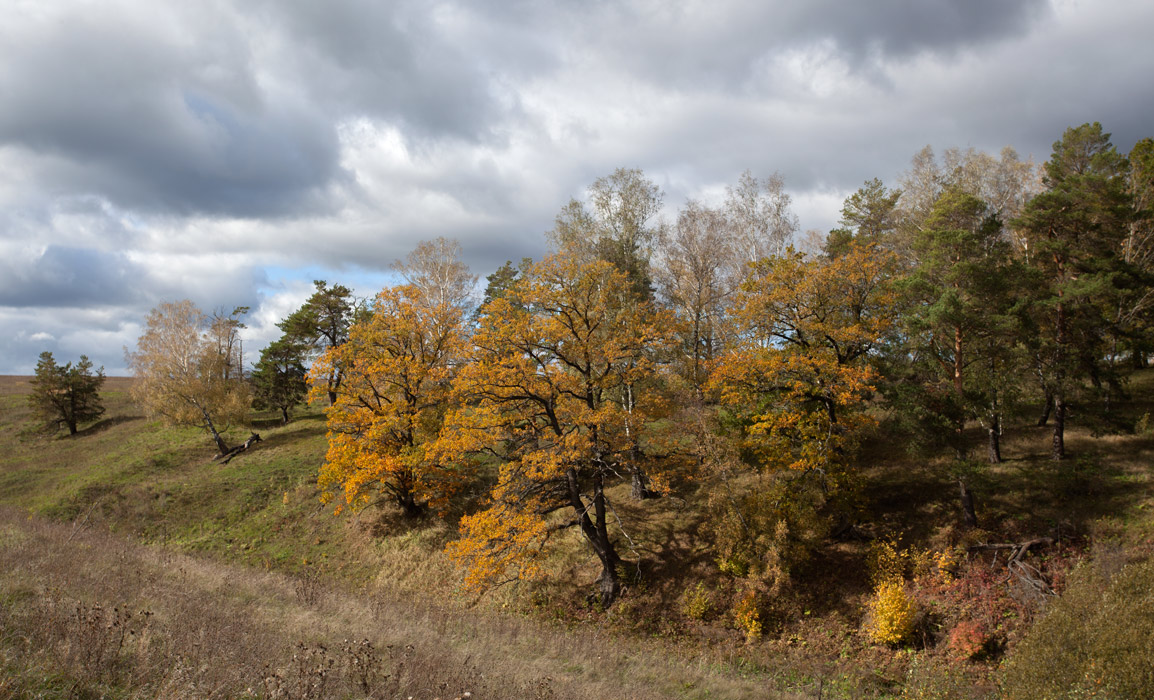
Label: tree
xmin=724 ymin=170 xmax=799 ymax=264
xmin=1118 ymin=137 xmax=1154 ymax=367
xmin=900 ymin=188 xmax=1025 ymax=463
xmin=654 ymin=172 xmax=802 ymax=398
xmin=549 ymin=168 xmax=664 ymax=301
xmin=1013 ymin=123 xmax=1133 ymax=460
xmin=313 ymin=281 xmax=471 ymax=519
xmin=655 ymin=200 xmax=734 ymax=397
xmin=279 ymin=281 xmax=358 ymax=406
xmin=127 ymin=300 xmax=252 ymax=455
xmin=708 ymin=243 xmax=901 ymax=588
xmin=251 ymin=338 xmax=308 ymax=424
xmin=441 ymin=252 xmax=676 ymax=607
xmin=476 ymin=257 xmax=532 ymax=319
xmin=825 ymin=178 xmax=903 ymax=258
xmin=897 ymin=145 xmax=1040 ymax=249
xmin=27 ymin=352 xmax=105 ymax=435
xmin=392 ymin=237 xmax=478 ymax=313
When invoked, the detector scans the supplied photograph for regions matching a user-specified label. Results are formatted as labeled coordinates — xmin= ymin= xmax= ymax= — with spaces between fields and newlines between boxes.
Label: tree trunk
xmin=395 ymin=475 xmax=424 ymax=518
xmin=216 ymin=433 xmax=262 ymax=464
xmin=280 ymin=406 xmax=290 ymax=425
xmin=987 ymin=424 xmax=1002 ymax=464
xmin=1052 ymin=397 xmax=1066 ymax=461
xmin=1037 ymin=393 xmax=1054 ymax=427
xmin=200 ymin=407 xmax=230 ymax=455
xmin=630 ymin=466 xmax=651 ymax=500
xmin=958 ymin=478 xmax=978 ymax=529
xmin=567 ymin=467 xmax=622 ymax=608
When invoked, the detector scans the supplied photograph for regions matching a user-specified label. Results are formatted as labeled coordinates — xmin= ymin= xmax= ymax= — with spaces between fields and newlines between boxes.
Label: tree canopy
xmin=27 ymin=352 xmax=105 ymax=435
xmin=127 ymin=300 xmax=251 ymax=455
xmin=441 ymin=251 xmax=677 ymax=607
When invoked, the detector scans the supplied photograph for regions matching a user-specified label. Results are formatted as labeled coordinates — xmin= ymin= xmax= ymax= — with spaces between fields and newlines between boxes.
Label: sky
xmin=2 ymin=0 xmax=1152 ymax=375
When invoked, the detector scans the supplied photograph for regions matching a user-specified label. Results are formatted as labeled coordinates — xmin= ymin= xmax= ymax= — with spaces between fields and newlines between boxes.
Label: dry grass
xmin=0 ymin=506 xmax=812 ymax=699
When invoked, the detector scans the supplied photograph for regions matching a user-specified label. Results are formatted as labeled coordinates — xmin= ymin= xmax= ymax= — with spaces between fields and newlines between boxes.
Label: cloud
xmin=0 ymin=0 xmax=1152 ymax=376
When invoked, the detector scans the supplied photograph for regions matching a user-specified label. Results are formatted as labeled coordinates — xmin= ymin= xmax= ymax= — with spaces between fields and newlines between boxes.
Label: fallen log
xmin=969 ymin=537 xmax=1057 ymax=598
xmin=213 ymin=432 xmax=262 ymax=464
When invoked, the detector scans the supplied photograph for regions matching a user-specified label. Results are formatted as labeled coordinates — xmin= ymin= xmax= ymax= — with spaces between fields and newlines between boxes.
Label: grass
xmin=2 ymin=370 xmax=1154 ymax=698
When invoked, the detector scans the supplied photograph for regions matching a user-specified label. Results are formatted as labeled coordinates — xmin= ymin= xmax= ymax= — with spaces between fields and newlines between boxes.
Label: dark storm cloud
xmin=0 ymin=1 xmax=517 ymax=220
xmin=0 ymin=246 xmax=144 ymax=308
xmin=784 ymin=0 xmax=1052 ymax=58
xmin=0 ymin=4 xmax=342 ymax=218
xmin=259 ymin=0 xmax=517 ymax=141
xmin=546 ymin=0 xmax=1051 ymax=89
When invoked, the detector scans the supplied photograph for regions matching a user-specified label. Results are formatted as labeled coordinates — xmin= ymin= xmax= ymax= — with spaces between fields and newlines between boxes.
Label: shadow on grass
xmin=76 ymin=414 xmax=144 ymax=436
xmin=255 ymin=423 xmax=328 ymax=449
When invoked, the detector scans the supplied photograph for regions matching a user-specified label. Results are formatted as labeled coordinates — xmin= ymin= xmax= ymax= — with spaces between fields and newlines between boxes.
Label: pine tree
xmin=1013 ymin=123 xmax=1133 ymax=460
xmin=28 ymin=352 xmax=105 ymax=435
xmin=251 ymin=338 xmax=308 ymax=424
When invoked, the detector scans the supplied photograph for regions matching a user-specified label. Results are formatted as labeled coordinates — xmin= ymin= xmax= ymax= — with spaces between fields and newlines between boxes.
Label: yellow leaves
xmin=128 ymin=300 xmax=250 ymax=436
xmin=441 ymin=251 xmax=679 ymax=593
xmin=734 ymin=243 xmax=900 ymax=364
xmin=866 ymin=582 xmax=919 ymax=645
xmin=312 ymin=283 xmax=470 ymax=517
xmin=445 ymin=491 xmax=551 ymax=592
xmin=711 ymin=243 xmax=897 ymax=480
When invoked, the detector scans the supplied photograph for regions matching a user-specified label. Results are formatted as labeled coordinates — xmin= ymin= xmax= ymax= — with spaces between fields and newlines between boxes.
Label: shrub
xmin=681 ymin=582 xmax=713 ymax=621
xmin=867 ymin=582 xmax=918 ymax=646
xmin=868 ymin=538 xmax=909 ymax=586
xmin=1001 ymin=557 xmax=1154 ymax=699
xmin=731 ymin=589 xmax=763 ymax=643
xmin=946 ymin=619 xmax=992 ymax=661
xmin=708 ymin=470 xmax=829 ymax=596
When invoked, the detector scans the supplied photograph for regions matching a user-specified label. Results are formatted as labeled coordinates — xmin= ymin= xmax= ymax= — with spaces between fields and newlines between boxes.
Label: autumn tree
xmin=708 ymin=242 xmax=900 ymax=591
xmin=1013 ymin=123 xmax=1133 ymax=459
xmin=313 ymin=272 xmax=471 ymax=519
xmin=279 ymin=281 xmax=358 ymax=405
xmin=251 ymin=338 xmax=308 ymax=424
xmin=27 ymin=352 xmax=105 ymax=435
xmin=441 ymin=252 xmax=676 ymax=607
xmin=128 ymin=300 xmax=252 ymax=455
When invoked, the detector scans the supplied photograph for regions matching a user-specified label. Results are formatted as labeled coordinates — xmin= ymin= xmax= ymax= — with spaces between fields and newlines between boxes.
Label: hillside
xmin=2 ymin=372 xmax=1154 ymax=698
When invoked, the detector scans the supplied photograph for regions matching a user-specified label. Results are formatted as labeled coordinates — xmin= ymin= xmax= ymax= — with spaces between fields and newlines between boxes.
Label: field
xmin=2 ymin=372 xmax=1153 ymax=698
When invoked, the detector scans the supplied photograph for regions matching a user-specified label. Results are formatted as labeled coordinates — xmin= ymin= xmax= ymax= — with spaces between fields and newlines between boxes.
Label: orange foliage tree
xmin=311 ymin=283 xmax=469 ymax=518
xmin=707 ymin=243 xmax=900 ymax=588
xmin=440 ymin=253 xmax=676 ymax=607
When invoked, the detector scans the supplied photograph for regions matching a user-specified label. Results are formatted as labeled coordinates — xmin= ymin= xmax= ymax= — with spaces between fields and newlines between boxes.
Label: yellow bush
xmin=681 ymin=582 xmax=713 ymax=620
xmin=732 ymin=589 xmax=763 ymax=643
xmin=867 ymin=581 xmax=918 ymax=645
